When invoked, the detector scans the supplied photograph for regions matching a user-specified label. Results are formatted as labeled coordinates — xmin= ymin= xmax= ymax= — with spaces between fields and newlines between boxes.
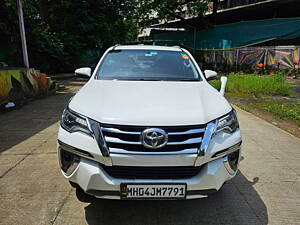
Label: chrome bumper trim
xmin=212 ymin=141 xmax=242 ymax=159
xmin=58 ymin=139 xmax=94 ymax=160
xmin=223 ymin=149 xmax=241 ymax=175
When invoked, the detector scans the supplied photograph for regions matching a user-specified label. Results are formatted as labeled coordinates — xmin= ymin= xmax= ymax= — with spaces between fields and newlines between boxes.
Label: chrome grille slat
xmin=101 ymin=127 xmax=141 ymax=135
xmin=168 ymin=128 xmax=205 ymax=135
xmin=101 ymin=124 xmax=206 ymax=153
xmin=102 ymin=127 xmax=204 ymax=135
xmin=167 ymin=137 xmax=202 ymax=145
xmin=105 ymin=137 xmax=141 ymax=145
xmin=105 ymin=136 xmax=202 ymax=145
xmin=109 ymin=148 xmax=198 ymax=155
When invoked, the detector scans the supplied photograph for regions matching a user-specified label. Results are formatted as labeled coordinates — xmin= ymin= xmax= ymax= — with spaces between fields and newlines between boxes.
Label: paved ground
xmin=0 ymin=79 xmax=299 ymax=225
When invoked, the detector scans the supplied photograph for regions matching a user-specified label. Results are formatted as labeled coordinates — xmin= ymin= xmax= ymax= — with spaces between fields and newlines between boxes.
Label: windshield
xmin=95 ymin=49 xmax=201 ymax=81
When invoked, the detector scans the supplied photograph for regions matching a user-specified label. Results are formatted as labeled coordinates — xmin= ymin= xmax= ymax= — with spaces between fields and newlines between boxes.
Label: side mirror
xmin=204 ymin=70 xmax=217 ymax=81
xmin=75 ymin=67 xmax=91 ymax=77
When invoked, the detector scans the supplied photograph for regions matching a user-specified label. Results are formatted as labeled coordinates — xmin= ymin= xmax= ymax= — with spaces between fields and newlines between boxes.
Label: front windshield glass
xmin=95 ymin=49 xmax=201 ymax=81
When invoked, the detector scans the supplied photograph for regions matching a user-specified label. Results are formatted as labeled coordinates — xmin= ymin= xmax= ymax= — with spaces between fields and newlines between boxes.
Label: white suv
xmin=57 ymin=45 xmax=242 ymax=200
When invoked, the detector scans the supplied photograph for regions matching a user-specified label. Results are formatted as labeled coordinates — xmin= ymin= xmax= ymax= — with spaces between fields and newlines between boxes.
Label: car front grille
xmin=101 ymin=124 xmax=206 ymax=153
xmin=101 ymin=165 xmax=203 ymax=179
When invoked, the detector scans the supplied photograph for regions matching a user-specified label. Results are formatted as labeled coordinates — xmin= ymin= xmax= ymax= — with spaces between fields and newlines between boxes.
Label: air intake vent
xmin=101 ymin=165 xmax=203 ymax=179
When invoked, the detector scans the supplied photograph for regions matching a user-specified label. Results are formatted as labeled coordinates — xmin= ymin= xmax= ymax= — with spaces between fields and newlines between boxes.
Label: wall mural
xmin=0 ymin=68 xmax=57 ymax=107
xmin=238 ymin=49 xmax=265 ymax=67
xmin=199 ymin=47 xmax=300 ymax=70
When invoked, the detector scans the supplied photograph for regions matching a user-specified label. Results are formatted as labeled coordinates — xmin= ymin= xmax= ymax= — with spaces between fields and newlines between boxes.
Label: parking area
xmin=0 ymin=79 xmax=299 ymax=225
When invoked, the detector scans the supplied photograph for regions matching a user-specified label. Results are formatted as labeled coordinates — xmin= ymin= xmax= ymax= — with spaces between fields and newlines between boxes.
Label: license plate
xmin=120 ymin=183 xmax=186 ymax=199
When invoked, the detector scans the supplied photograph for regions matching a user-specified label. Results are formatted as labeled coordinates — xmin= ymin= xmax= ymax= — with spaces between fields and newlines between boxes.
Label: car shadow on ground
xmin=83 ymin=172 xmax=268 ymax=225
xmin=0 ymin=79 xmax=85 ymax=154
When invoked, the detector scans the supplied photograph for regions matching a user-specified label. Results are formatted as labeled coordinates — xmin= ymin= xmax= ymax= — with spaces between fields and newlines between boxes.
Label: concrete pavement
xmin=0 ymin=79 xmax=299 ymax=225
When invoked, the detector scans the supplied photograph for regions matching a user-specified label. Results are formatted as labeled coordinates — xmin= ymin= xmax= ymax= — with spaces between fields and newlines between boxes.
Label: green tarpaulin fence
xmin=152 ymin=18 xmax=300 ymax=50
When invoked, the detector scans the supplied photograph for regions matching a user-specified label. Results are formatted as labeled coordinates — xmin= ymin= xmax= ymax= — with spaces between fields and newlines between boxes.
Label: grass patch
xmin=252 ymin=101 xmax=300 ymax=126
xmin=235 ymin=103 xmax=252 ymax=112
xmin=210 ymin=73 xmax=293 ymax=97
xmin=210 ymin=73 xmax=300 ymax=128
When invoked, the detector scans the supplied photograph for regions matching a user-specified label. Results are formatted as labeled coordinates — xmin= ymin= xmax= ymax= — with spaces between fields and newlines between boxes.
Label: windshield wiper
xmin=101 ymin=78 xmax=161 ymax=81
xmin=135 ymin=78 xmax=162 ymax=81
xmin=99 ymin=77 xmax=199 ymax=81
xmin=176 ymin=78 xmax=199 ymax=81
xmin=136 ymin=78 xmax=199 ymax=81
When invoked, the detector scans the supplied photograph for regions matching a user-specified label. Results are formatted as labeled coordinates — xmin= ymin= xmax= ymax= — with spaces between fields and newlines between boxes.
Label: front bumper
xmin=62 ymin=156 xmax=234 ymax=200
xmin=57 ymin=125 xmax=242 ymax=200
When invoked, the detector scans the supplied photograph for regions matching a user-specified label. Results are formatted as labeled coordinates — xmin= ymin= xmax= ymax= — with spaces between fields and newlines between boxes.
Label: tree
xmin=0 ymin=0 xmax=211 ymax=73
xmin=137 ymin=0 xmax=210 ymax=29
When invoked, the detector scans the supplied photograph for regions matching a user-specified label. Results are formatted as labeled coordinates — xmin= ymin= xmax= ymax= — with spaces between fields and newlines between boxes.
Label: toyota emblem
xmin=141 ymin=128 xmax=168 ymax=149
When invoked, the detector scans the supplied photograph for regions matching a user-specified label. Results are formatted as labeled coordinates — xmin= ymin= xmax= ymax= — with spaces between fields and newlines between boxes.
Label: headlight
xmin=61 ymin=107 xmax=91 ymax=135
xmin=216 ymin=109 xmax=239 ymax=134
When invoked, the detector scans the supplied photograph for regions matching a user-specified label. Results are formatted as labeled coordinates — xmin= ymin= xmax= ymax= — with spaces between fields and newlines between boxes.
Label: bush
xmin=210 ymin=73 xmax=292 ymax=97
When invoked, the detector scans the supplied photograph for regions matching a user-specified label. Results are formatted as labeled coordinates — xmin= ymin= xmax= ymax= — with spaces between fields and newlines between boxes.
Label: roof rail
xmin=116 ymin=40 xmax=154 ymax=46
xmin=112 ymin=44 xmax=120 ymax=50
xmin=172 ymin=45 xmax=183 ymax=51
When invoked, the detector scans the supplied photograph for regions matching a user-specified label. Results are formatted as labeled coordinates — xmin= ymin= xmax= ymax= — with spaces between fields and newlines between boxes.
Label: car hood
xmin=69 ymin=80 xmax=232 ymax=126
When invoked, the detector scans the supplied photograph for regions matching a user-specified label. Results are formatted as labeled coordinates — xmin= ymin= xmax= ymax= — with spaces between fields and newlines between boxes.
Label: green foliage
xmin=0 ymin=0 xmax=141 ymax=73
xmin=138 ymin=0 xmax=209 ymax=27
xmin=253 ymin=101 xmax=300 ymax=126
xmin=210 ymin=79 xmax=221 ymax=90
xmin=234 ymin=104 xmax=251 ymax=113
xmin=210 ymin=73 xmax=293 ymax=97
xmin=0 ymin=0 xmax=211 ymax=73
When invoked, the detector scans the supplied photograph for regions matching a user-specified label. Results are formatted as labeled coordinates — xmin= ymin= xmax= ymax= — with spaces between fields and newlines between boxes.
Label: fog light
xmin=223 ymin=150 xmax=240 ymax=175
xmin=59 ymin=149 xmax=80 ymax=176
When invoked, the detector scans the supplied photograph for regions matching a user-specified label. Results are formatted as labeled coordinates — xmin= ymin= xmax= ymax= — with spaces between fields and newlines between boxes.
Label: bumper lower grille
xmin=101 ymin=165 xmax=203 ymax=179
xmin=101 ymin=124 xmax=206 ymax=153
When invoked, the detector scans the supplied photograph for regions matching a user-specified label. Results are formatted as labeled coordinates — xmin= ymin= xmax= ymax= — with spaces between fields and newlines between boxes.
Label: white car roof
xmin=114 ymin=45 xmax=182 ymax=51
